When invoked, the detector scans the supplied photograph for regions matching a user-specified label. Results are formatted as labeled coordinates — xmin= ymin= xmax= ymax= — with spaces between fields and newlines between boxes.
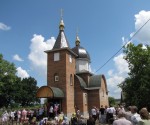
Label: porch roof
xmin=36 ymin=86 xmax=64 ymax=98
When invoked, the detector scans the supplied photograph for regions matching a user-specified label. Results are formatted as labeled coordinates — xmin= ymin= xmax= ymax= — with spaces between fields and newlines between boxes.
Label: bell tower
xmin=45 ymin=15 xmax=77 ymax=116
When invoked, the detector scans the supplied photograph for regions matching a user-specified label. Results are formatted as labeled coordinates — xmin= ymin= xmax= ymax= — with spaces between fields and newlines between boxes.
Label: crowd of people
xmin=0 ymin=107 xmax=83 ymax=125
xmin=1 ymin=108 xmax=45 ymax=125
xmin=1 ymin=104 xmax=150 ymax=125
xmin=89 ymin=104 xmax=150 ymax=125
xmin=112 ymin=105 xmax=150 ymax=125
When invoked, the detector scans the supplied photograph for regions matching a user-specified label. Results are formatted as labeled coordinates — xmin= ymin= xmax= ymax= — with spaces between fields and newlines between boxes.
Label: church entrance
xmin=47 ymin=98 xmax=62 ymax=117
xmin=36 ymin=86 xmax=64 ymax=117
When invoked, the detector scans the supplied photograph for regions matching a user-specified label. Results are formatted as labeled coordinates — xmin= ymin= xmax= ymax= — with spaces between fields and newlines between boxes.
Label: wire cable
xmin=95 ymin=17 xmax=150 ymax=73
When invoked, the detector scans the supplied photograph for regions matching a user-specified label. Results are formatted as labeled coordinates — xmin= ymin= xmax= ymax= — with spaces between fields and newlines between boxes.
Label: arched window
xmin=70 ymin=74 xmax=73 ymax=86
xmin=54 ymin=73 xmax=59 ymax=82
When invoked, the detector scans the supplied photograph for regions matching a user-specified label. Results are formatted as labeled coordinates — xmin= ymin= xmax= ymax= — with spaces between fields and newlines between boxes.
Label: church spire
xmin=75 ymin=28 xmax=80 ymax=46
xmin=59 ymin=9 xmax=65 ymax=30
xmin=52 ymin=9 xmax=70 ymax=50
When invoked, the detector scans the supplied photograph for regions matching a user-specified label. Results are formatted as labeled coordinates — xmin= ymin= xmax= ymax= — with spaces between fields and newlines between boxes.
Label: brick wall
xmin=74 ymin=76 xmax=88 ymax=115
xmin=100 ymin=76 xmax=109 ymax=107
xmin=47 ymin=49 xmax=76 ymax=116
xmin=66 ymin=51 xmax=76 ymax=114
xmin=88 ymin=89 xmax=100 ymax=112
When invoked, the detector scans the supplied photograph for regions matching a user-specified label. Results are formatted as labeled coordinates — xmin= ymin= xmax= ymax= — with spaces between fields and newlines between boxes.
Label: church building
xmin=36 ymin=17 xmax=109 ymax=117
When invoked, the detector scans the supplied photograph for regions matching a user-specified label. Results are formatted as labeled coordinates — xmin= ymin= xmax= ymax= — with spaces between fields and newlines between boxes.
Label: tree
xmin=0 ymin=54 xmax=17 ymax=108
xmin=0 ymin=54 xmax=40 ymax=108
xmin=108 ymin=96 xmax=116 ymax=106
xmin=16 ymin=77 xmax=40 ymax=106
xmin=123 ymin=43 xmax=150 ymax=110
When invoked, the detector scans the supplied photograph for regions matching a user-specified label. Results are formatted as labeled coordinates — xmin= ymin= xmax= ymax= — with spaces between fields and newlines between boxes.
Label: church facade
xmin=36 ymin=18 xmax=109 ymax=117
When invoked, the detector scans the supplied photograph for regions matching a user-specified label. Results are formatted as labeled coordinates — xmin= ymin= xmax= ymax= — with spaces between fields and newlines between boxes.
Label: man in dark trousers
xmin=99 ymin=105 xmax=106 ymax=124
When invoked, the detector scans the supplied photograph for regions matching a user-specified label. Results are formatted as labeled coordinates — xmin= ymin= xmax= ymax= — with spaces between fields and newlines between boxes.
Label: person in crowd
xmin=30 ymin=117 xmax=36 ymax=125
xmin=105 ymin=105 xmax=109 ymax=123
xmin=14 ymin=110 xmax=18 ymax=121
xmin=54 ymin=103 xmax=59 ymax=116
xmin=10 ymin=110 xmax=15 ymax=121
xmin=87 ymin=115 xmax=95 ymax=125
xmin=71 ymin=113 xmax=78 ymax=125
xmin=21 ymin=109 xmax=28 ymax=123
xmin=138 ymin=108 xmax=150 ymax=125
xmin=108 ymin=105 xmax=116 ymax=124
xmin=76 ymin=108 xmax=81 ymax=119
xmin=27 ymin=109 xmax=32 ymax=123
xmin=77 ymin=115 xmax=86 ymax=125
xmin=36 ymin=109 xmax=40 ymax=121
xmin=17 ymin=110 xmax=21 ymax=123
xmin=131 ymin=106 xmax=141 ymax=125
xmin=30 ymin=109 xmax=34 ymax=120
xmin=95 ymin=107 xmax=100 ymax=121
xmin=99 ymin=105 xmax=106 ymax=124
xmin=91 ymin=106 xmax=97 ymax=121
xmin=39 ymin=117 xmax=48 ymax=125
xmin=58 ymin=111 xmax=64 ymax=121
xmin=64 ymin=116 xmax=70 ymax=125
xmin=113 ymin=111 xmax=133 ymax=125
xmin=115 ymin=104 xmax=120 ymax=115
xmin=39 ymin=108 xmax=44 ymax=120
xmin=49 ymin=106 xmax=54 ymax=119
xmin=54 ymin=115 xmax=59 ymax=124
xmin=2 ymin=111 xmax=9 ymax=124
xmin=58 ymin=116 xmax=64 ymax=125
xmin=125 ymin=106 xmax=133 ymax=121
xmin=120 ymin=105 xmax=125 ymax=112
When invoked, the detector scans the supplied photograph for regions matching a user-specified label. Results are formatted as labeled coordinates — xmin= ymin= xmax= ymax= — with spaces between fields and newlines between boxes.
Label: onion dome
xmin=72 ymin=35 xmax=91 ymax=62
xmin=52 ymin=18 xmax=70 ymax=50
xmin=59 ymin=19 xmax=65 ymax=31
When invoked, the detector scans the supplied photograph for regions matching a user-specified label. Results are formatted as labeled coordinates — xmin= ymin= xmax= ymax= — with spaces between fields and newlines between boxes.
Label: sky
xmin=1 ymin=0 xmax=150 ymax=99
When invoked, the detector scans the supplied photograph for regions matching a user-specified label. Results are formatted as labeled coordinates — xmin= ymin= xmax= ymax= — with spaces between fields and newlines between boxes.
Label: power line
xmin=95 ymin=17 xmax=150 ymax=73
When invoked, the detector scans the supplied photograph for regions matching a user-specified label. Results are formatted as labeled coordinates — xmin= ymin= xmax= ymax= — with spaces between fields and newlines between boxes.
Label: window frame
xmin=54 ymin=52 xmax=60 ymax=61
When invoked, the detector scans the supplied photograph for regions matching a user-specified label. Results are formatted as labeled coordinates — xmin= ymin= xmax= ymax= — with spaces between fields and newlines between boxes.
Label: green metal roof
xmin=75 ymin=75 xmax=87 ymax=89
xmin=51 ymin=87 xmax=64 ymax=98
xmin=88 ymin=75 xmax=102 ymax=87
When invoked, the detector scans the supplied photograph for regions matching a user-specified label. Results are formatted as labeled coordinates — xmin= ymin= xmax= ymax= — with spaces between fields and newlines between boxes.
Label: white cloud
xmin=0 ymin=22 xmax=11 ymax=31
xmin=131 ymin=10 xmax=150 ymax=44
xmin=108 ymin=69 xmax=114 ymax=76
xmin=113 ymin=53 xmax=129 ymax=75
xmin=107 ymin=73 xmax=125 ymax=99
xmin=28 ymin=34 xmax=55 ymax=78
xmin=13 ymin=54 xmax=24 ymax=61
xmin=122 ymin=37 xmax=131 ymax=47
xmin=16 ymin=67 xmax=29 ymax=79
xmin=107 ymin=53 xmax=129 ymax=99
